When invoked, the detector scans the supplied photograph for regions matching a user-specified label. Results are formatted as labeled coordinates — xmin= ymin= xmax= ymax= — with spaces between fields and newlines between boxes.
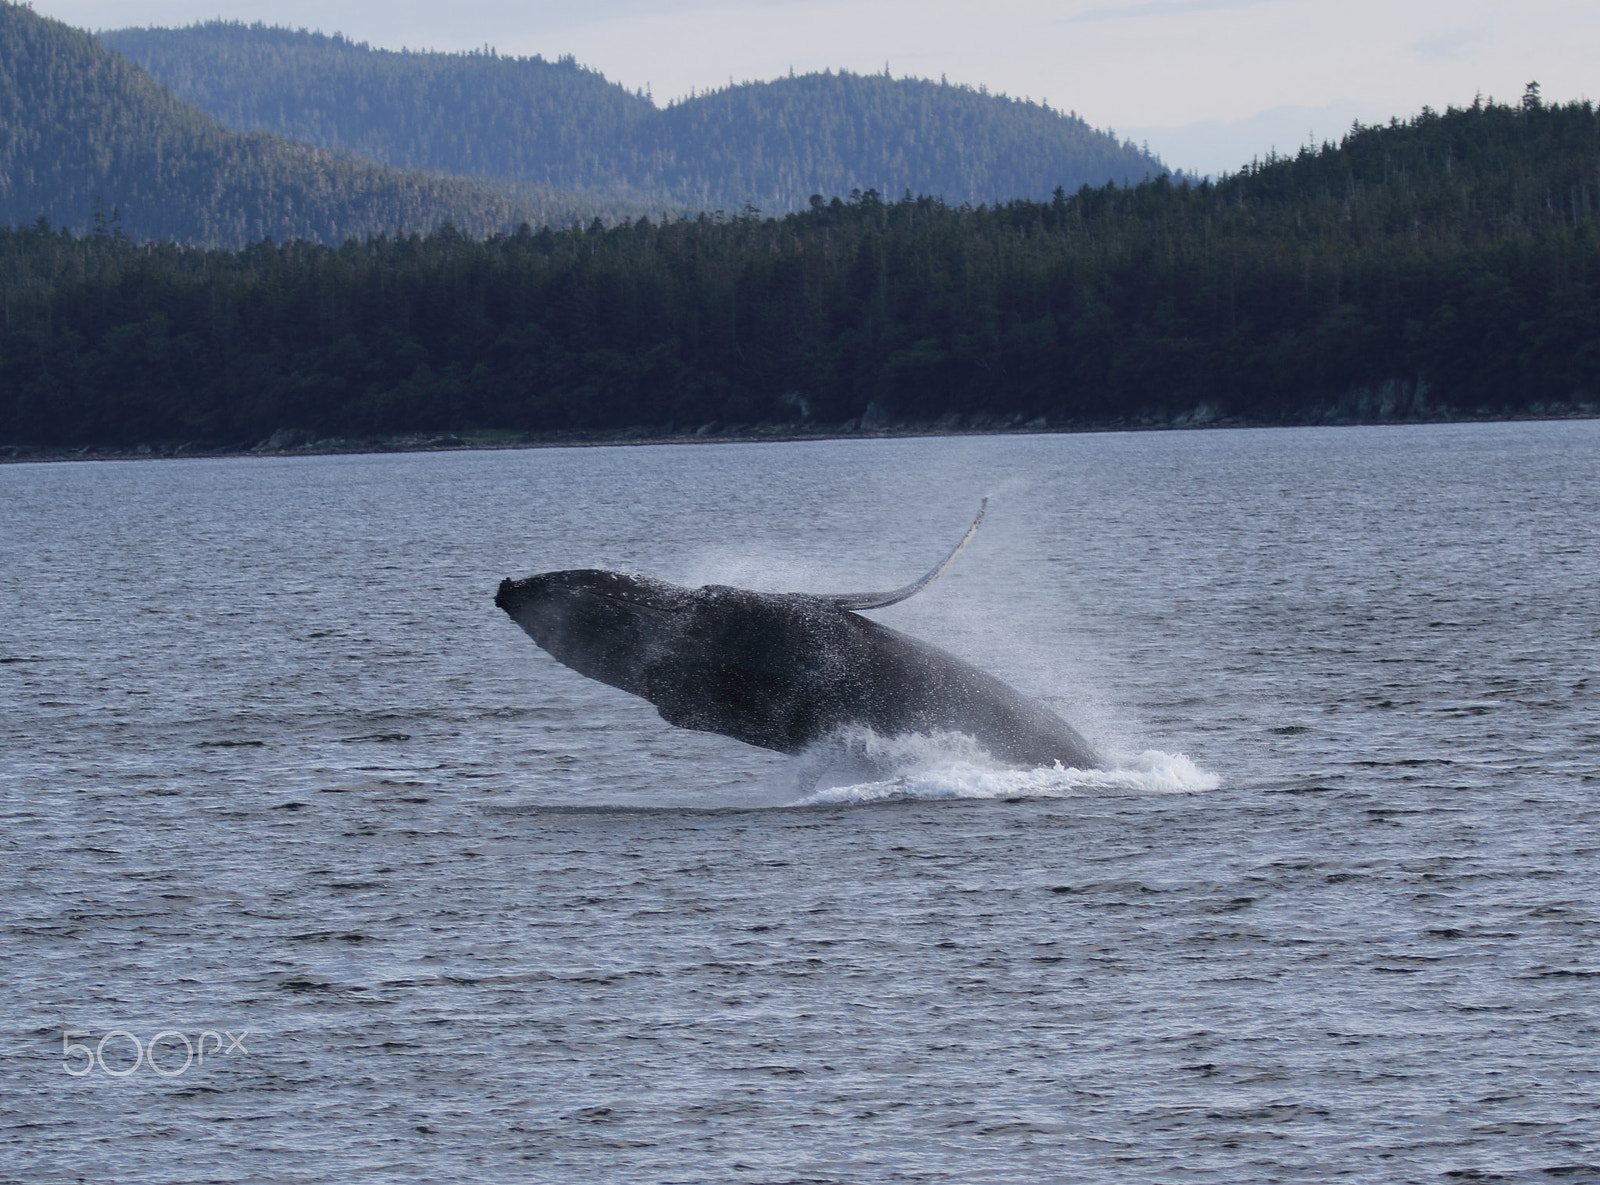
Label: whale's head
xmin=494 ymin=569 xmax=695 ymax=696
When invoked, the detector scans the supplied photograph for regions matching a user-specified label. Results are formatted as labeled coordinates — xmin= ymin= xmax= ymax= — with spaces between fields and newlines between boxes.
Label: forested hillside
xmin=0 ymin=3 xmax=568 ymax=244
xmin=100 ymin=23 xmax=659 ymax=199
xmin=4 ymin=93 xmax=1597 ymax=451
xmin=647 ymin=72 xmax=1158 ymax=212
xmin=102 ymin=22 xmax=1166 ymax=211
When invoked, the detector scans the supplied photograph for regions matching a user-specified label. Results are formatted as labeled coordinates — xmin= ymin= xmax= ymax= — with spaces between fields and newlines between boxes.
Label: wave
xmin=764 ymin=727 xmax=1221 ymax=806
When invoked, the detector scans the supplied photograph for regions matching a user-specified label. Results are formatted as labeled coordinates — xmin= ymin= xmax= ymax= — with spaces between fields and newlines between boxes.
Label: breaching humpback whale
xmin=494 ymin=502 xmax=1099 ymax=769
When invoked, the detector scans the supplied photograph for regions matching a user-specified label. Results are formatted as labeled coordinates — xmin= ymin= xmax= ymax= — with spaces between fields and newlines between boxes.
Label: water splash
xmin=765 ymin=726 xmax=1220 ymax=806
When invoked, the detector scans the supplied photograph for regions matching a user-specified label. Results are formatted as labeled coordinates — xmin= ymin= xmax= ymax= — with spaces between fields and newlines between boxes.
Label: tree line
xmin=2 ymin=92 xmax=1597 ymax=449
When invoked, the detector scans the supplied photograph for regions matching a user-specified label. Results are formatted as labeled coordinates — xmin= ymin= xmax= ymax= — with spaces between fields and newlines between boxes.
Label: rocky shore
xmin=5 ymin=398 xmax=1597 ymax=465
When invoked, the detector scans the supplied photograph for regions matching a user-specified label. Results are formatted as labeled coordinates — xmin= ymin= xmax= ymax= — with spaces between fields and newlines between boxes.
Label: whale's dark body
xmin=495 ymin=532 xmax=1099 ymax=769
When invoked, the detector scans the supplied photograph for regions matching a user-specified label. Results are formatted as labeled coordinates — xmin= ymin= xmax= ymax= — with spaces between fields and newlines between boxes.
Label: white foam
xmin=763 ymin=727 xmax=1221 ymax=807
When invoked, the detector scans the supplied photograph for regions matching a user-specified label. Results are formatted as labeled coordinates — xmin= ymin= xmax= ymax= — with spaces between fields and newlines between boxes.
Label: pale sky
xmin=35 ymin=0 xmax=1600 ymax=175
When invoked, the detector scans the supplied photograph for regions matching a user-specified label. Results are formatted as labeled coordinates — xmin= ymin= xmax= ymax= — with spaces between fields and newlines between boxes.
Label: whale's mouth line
xmin=589 ymin=588 xmax=679 ymax=614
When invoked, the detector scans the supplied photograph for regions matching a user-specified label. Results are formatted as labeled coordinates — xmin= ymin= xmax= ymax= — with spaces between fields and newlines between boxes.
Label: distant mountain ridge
xmin=0 ymin=2 xmax=546 ymax=244
xmin=102 ymin=22 xmax=1169 ymax=212
xmin=101 ymin=23 xmax=656 ymax=200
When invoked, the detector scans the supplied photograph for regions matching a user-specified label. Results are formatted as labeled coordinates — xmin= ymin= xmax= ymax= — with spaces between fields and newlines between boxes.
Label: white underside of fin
xmin=825 ymin=498 xmax=988 ymax=611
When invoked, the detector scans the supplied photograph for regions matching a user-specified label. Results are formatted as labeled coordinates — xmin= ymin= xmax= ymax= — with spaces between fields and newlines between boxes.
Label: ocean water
xmin=2 ymin=422 xmax=1598 ymax=1183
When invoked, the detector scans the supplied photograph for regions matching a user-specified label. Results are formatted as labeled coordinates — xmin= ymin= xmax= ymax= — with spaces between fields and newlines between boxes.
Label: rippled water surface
xmin=3 ymin=423 xmax=1599 ymax=1183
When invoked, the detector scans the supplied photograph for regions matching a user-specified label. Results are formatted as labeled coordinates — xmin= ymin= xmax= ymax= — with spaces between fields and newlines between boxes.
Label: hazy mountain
xmin=643 ymin=71 xmax=1165 ymax=211
xmin=0 ymin=2 xmax=597 ymax=245
xmin=102 ymin=22 xmax=1168 ymax=211
xmin=100 ymin=22 xmax=658 ymax=200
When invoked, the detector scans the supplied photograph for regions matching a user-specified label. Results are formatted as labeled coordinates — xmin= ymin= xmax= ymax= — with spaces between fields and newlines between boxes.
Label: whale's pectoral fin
xmin=825 ymin=498 xmax=988 ymax=611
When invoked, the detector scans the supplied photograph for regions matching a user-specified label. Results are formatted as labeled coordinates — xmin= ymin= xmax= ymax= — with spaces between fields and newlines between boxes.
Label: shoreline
xmin=4 ymin=405 xmax=1598 ymax=465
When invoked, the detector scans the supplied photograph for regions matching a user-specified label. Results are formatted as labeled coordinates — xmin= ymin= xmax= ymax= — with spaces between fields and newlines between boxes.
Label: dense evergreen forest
xmin=0 ymin=3 xmax=644 ymax=245
xmin=3 ymin=92 xmax=1598 ymax=451
xmin=102 ymin=21 xmax=1166 ymax=212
